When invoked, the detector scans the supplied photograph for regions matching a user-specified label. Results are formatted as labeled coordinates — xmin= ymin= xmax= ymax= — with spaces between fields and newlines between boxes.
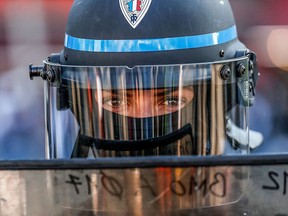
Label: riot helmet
xmin=30 ymin=0 xmax=259 ymax=159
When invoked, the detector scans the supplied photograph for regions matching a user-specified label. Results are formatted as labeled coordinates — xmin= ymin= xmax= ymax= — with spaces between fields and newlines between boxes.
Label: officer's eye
xmin=163 ymin=97 xmax=187 ymax=108
xmin=103 ymin=96 xmax=127 ymax=108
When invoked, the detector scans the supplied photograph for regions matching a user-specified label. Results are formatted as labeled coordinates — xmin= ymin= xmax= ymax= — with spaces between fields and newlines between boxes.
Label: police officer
xmin=30 ymin=0 xmax=259 ymax=159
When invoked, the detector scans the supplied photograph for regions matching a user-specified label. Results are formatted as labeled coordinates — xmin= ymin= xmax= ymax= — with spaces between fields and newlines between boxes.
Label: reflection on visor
xmin=61 ymin=64 xmax=212 ymax=89
xmin=45 ymin=57 xmax=251 ymax=158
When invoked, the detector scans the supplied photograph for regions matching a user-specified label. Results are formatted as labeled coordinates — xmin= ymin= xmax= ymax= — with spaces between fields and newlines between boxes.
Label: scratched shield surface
xmin=51 ymin=166 xmax=246 ymax=214
xmin=0 ymin=157 xmax=288 ymax=215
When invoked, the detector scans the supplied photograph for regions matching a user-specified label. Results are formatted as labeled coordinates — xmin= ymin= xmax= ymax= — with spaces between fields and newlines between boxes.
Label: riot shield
xmin=0 ymin=155 xmax=287 ymax=215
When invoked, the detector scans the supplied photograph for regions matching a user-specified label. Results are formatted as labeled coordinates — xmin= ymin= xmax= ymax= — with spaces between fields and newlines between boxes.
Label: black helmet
xmin=30 ymin=0 xmax=259 ymax=159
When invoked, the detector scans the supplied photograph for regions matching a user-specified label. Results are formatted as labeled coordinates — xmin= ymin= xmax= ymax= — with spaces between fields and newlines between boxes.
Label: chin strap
xmin=71 ymin=124 xmax=195 ymax=158
xmin=226 ymin=118 xmax=263 ymax=150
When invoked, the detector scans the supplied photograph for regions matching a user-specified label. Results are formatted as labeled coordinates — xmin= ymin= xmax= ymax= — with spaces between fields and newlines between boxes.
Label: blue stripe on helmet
xmin=65 ymin=25 xmax=237 ymax=53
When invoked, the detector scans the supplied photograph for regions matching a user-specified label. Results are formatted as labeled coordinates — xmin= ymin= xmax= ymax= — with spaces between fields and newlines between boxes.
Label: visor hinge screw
xmin=237 ymin=63 xmax=246 ymax=77
xmin=220 ymin=65 xmax=231 ymax=80
xmin=46 ymin=69 xmax=56 ymax=83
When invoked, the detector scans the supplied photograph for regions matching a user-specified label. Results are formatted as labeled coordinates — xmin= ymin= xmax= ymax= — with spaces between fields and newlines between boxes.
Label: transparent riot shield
xmin=0 ymin=155 xmax=288 ymax=215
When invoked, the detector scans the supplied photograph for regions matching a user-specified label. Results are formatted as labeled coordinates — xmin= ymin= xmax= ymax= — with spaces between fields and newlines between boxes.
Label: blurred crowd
xmin=0 ymin=0 xmax=72 ymax=159
xmin=231 ymin=0 xmax=288 ymax=153
xmin=0 ymin=0 xmax=287 ymax=159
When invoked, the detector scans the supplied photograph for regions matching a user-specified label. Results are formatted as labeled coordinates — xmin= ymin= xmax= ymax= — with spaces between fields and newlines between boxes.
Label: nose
xmin=134 ymin=102 xmax=154 ymax=118
xmin=130 ymin=91 xmax=154 ymax=118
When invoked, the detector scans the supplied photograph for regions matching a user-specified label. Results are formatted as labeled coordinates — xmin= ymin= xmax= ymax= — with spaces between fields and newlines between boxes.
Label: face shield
xmin=43 ymin=55 xmax=254 ymax=159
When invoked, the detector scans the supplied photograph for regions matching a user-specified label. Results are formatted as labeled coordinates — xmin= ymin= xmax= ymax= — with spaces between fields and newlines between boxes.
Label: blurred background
xmin=0 ymin=0 xmax=287 ymax=159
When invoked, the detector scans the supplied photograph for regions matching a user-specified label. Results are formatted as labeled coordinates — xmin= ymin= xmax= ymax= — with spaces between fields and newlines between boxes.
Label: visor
xmin=44 ymin=57 xmax=251 ymax=159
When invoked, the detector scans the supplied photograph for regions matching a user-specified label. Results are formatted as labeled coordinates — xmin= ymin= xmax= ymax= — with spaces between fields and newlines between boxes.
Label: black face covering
xmin=71 ymin=102 xmax=196 ymax=158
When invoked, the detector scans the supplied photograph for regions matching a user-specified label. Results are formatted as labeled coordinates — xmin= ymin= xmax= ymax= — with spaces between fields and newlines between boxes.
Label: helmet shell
xmin=60 ymin=0 xmax=246 ymax=66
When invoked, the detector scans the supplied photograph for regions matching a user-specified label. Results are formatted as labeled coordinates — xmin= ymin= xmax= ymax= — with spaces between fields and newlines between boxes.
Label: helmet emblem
xmin=119 ymin=0 xmax=152 ymax=28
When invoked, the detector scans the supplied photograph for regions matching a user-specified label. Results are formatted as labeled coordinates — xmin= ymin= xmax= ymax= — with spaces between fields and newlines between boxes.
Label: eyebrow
xmin=154 ymin=89 xmax=176 ymax=97
xmin=102 ymin=90 xmax=134 ymax=97
xmin=104 ymin=88 xmax=174 ymax=94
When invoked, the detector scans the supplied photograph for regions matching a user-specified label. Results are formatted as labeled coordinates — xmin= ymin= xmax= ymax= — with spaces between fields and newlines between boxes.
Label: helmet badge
xmin=119 ymin=0 xmax=152 ymax=29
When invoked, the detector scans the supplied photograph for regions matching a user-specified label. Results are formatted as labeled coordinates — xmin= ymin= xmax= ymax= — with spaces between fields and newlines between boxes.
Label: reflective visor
xmin=44 ymin=57 xmax=251 ymax=159
xmin=61 ymin=64 xmax=212 ymax=90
